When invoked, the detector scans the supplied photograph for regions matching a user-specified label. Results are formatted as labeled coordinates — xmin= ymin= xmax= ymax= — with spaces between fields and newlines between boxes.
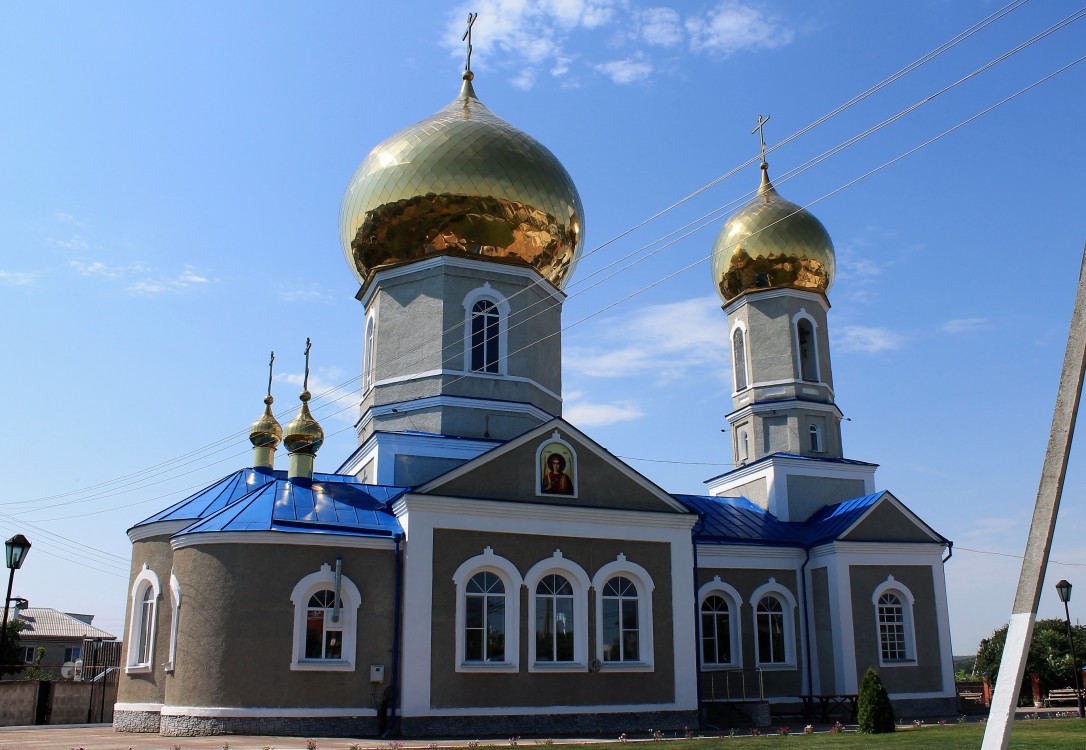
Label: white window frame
xmin=462 ymin=284 xmax=510 ymax=376
xmin=289 ymin=563 xmax=362 ymax=672
xmin=524 ymin=551 xmax=590 ymax=672
xmin=165 ymin=573 xmax=181 ymax=672
xmin=750 ymin=578 xmax=798 ymax=670
xmin=452 ymin=547 xmax=522 ymax=673
xmin=698 ymin=577 xmax=743 ymax=669
xmin=791 ymin=309 xmax=821 ymax=384
xmin=809 ymin=423 xmax=823 ymax=453
xmin=125 ymin=564 xmax=161 ymax=674
xmin=731 ymin=321 xmax=749 ymax=393
xmin=362 ymin=311 xmax=377 ymax=393
xmin=592 ymin=554 xmax=654 ymax=672
xmin=872 ymin=576 xmax=918 ymax=667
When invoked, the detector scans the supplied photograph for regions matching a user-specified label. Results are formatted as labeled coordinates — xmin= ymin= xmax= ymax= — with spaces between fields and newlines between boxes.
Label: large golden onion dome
xmin=339 ymin=73 xmax=584 ymax=289
xmin=711 ymin=163 xmax=835 ymax=303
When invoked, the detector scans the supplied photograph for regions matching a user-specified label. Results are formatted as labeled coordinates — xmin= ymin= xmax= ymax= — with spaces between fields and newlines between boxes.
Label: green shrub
xmin=857 ymin=667 xmax=895 ymax=733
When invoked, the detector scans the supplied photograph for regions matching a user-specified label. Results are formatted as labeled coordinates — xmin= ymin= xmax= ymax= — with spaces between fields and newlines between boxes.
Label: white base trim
xmin=115 ymin=702 xmax=163 ymax=713
xmin=161 ymin=705 xmax=377 ymax=718
xmin=406 ymin=701 xmax=695 ymax=717
xmin=171 ymin=531 xmax=396 ymax=550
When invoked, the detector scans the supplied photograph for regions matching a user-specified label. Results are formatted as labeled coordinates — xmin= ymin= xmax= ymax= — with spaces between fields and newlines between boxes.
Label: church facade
xmin=114 ymin=66 xmax=956 ymax=738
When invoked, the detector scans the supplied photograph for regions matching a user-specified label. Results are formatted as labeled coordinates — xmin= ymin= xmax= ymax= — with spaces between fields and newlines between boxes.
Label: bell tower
xmin=705 ymin=135 xmax=875 ymax=521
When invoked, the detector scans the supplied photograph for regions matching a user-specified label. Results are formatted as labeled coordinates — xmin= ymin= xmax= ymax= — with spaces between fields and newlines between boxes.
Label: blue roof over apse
xmin=174 ymin=478 xmax=407 ymax=539
xmin=673 ymin=491 xmax=888 ymax=548
xmin=131 ymin=468 xmax=362 ymax=529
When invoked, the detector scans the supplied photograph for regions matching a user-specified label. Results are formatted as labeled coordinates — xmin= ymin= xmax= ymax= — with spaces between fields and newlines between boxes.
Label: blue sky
xmin=2 ymin=1 xmax=1085 ymax=657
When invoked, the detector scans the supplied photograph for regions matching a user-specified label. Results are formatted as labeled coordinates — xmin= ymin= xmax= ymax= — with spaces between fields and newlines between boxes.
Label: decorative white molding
xmin=128 ymin=519 xmax=195 ymax=543
xmin=160 ymin=705 xmax=377 ymax=718
xmin=749 ymin=578 xmax=798 ymax=669
xmin=126 ymin=564 xmax=160 ymax=673
xmin=172 ymin=531 xmax=396 ymax=551
xmin=592 ymin=555 xmax=655 ymax=671
xmin=698 ymin=576 xmax=743 ymax=669
xmin=288 ymin=563 xmax=362 ymax=672
xmin=165 ymin=574 xmax=181 ymax=672
xmin=871 ymin=575 xmax=918 ymax=668
xmin=463 ymin=283 xmax=511 ymax=376
xmin=524 ymin=550 xmax=591 ymax=672
xmin=114 ymin=702 xmax=163 ymax=713
xmin=723 ymin=286 xmax=828 ymax=316
xmin=452 ymin=547 xmax=522 ymax=673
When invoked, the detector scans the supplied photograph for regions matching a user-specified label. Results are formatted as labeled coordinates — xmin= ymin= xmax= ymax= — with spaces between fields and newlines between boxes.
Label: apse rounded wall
xmin=116 ymin=536 xmax=176 ymax=710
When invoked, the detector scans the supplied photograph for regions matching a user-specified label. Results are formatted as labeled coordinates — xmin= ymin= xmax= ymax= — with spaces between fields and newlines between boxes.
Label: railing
xmin=702 ymin=668 xmax=765 ymax=702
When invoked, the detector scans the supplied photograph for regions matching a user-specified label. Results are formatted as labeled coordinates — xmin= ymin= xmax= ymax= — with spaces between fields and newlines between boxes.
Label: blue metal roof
xmin=674 ymin=491 xmax=888 ymax=548
xmin=174 ymin=477 xmax=406 ymax=539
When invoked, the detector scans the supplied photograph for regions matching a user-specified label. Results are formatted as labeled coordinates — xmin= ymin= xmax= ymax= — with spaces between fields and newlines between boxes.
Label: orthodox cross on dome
xmin=266 ymin=351 xmax=275 ymax=400
xmin=303 ymin=337 xmax=312 ymax=393
xmin=462 ymin=12 xmax=479 ymax=75
xmin=752 ymin=114 xmax=772 ymax=165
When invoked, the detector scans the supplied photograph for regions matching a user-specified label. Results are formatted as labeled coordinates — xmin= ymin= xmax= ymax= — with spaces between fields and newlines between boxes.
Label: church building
xmin=114 ymin=59 xmax=956 ymax=738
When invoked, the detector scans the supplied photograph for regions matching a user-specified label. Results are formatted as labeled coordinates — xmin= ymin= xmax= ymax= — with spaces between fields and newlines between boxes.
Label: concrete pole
xmin=982 ymin=244 xmax=1086 ymax=750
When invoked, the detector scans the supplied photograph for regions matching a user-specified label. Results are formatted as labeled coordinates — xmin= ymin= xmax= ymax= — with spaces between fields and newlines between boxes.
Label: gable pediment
xmin=415 ymin=420 xmax=688 ymax=514
xmin=840 ymin=493 xmax=943 ymax=544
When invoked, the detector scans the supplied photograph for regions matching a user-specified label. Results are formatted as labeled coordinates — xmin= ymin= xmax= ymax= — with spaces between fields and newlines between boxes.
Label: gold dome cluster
xmin=711 ymin=164 xmax=835 ymax=303
xmin=249 ymin=395 xmax=283 ymax=450
xmin=339 ymin=74 xmax=584 ymax=289
xmin=284 ymin=390 xmax=324 ymax=457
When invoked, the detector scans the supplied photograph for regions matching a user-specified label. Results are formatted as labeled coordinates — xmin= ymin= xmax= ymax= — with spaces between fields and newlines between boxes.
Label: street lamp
xmin=1055 ymin=579 xmax=1085 ymax=719
xmin=1 ymin=535 xmax=32 ymax=642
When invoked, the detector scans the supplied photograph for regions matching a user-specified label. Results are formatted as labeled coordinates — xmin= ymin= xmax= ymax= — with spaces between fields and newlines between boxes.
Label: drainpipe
xmin=800 ymin=547 xmax=813 ymax=696
xmin=385 ymin=533 xmax=404 ymax=737
xmin=942 ymin=541 xmax=954 ymax=564
xmin=692 ymin=525 xmax=705 ymax=727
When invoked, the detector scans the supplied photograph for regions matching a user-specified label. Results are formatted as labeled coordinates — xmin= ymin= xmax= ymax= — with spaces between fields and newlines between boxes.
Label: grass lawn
xmin=576 ymin=720 xmax=1086 ymax=748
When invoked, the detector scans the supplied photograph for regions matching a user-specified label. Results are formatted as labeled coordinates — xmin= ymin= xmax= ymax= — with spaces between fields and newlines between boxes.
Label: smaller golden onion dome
xmin=339 ymin=73 xmax=584 ymax=289
xmin=249 ymin=395 xmax=283 ymax=449
xmin=711 ymin=163 xmax=835 ymax=303
xmin=283 ymin=391 xmax=324 ymax=456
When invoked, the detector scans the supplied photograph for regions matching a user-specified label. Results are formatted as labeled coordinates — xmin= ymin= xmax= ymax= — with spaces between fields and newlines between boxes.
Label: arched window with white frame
xmin=453 ymin=547 xmax=522 ymax=672
xmin=462 ymin=285 xmax=510 ymax=375
xmin=732 ymin=325 xmax=748 ymax=392
xmin=126 ymin=565 xmax=161 ymax=673
xmin=793 ymin=313 xmax=820 ymax=383
xmin=592 ymin=554 xmax=654 ymax=671
xmin=362 ymin=313 xmax=377 ymax=392
xmin=525 ymin=551 xmax=590 ymax=671
xmin=872 ymin=576 xmax=917 ymax=666
xmin=289 ymin=563 xmax=362 ymax=671
xmin=698 ymin=577 xmax=742 ymax=668
xmin=809 ymin=423 xmax=823 ymax=453
xmin=750 ymin=579 xmax=798 ymax=669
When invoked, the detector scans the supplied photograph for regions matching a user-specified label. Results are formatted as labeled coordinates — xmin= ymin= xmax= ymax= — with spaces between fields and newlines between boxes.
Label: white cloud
xmin=48 ymin=235 xmax=91 ymax=251
xmin=639 ymin=7 xmax=684 ymax=46
xmin=566 ymin=295 xmax=728 ymax=381
xmin=564 ymin=391 xmax=644 ymax=426
xmin=834 ymin=325 xmax=904 ymax=353
xmin=0 ymin=270 xmax=36 ymax=286
xmin=686 ymin=1 xmax=794 ymax=57
xmin=280 ymin=289 xmax=333 ymax=304
xmin=277 ymin=370 xmax=359 ymax=425
xmin=942 ymin=317 xmax=989 ymax=335
xmin=68 ymin=258 xmax=137 ymax=279
xmin=596 ymin=53 xmax=653 ymax=84
xmin=129 ymin=265 xmax=215 ymax=295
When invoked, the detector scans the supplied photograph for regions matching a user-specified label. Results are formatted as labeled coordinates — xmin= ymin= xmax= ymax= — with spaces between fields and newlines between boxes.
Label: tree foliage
xmin=0 ymin=618 xmax=26 ymax=677
xmin=974 ymin=618 xmax=1086 ymax=690
xmin=858 ymin=667 xmax=896 ymax=733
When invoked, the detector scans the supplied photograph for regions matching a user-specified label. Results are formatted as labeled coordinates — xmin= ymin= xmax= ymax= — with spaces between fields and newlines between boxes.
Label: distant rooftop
xmin=16 ymin=608 xmax=116 ymax=640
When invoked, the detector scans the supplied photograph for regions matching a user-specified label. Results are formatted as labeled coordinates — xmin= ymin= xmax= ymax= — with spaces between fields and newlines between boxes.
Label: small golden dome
xmin=339 ymin=75 xmax=584 ymax=289
xmin=711 ymin=164 xmax=835 ymax=303
xmin=249 ymin=395 xmax=283 ymax=449
xmin=283 ymin=391 xmax=324 ymax=456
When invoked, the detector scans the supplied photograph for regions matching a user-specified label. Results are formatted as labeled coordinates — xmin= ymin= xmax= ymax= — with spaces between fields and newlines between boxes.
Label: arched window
xmin=125 ymin=565 xmax=160 ymax=674
xmin=453 ymin=547 xmax=522 ymax=672
xmin=701 ymin=595 xmax=732 ymax=664
xmin=732 ymin=327 xmax=748 ymax=391
xmin=289 ymin=563 xmax=362 ymax=671
xmin=750 ymin=579 xmax=797 ymax=668
xmin=740 ymin=430 xmax=750 ymax=463
xmin=535 ymin=574 xmax=574 ymax=662
xmin=809 ymin=423 xmax=822 ymax=453
xmin=601 ymin=576 xmax=640 ymax=662
xmin=465 ymin=572 xmax=506 ymax=662
xmin=796 ymin=317 xmax=818 ymax=382
xmin=362 ymin=314 xmax=376 ymax=392
xmin=872 ymin=577 xmax=917 ymax=666
xmin=470 ymin=300 xmax=500 ymax=373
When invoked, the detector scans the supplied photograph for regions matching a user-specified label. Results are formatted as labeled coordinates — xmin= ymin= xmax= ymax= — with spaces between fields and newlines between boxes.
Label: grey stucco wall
xmin=167 ymin=541 xmax=397 ymax=709
xmin=848 ymin=565 xmax=945 ymax=695
xmin=117 ymin=536 xmax=175 ymax=707
xmin=810 ymin=566 xmax=835 ymax=695
xmin=715 ymin=477 xmax=767 ymax=509
xmin=430 ymin=529 xmax=676 ymax=709
xmin=844 ymin=502 xmax=936 ymax=543
xmin=785 ymin=476 xmax=867 ymax=522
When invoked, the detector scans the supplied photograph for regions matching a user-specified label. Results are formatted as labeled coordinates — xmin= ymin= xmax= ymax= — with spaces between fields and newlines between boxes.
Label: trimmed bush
xmin=858 ymin=667 xmax=895 ymax=733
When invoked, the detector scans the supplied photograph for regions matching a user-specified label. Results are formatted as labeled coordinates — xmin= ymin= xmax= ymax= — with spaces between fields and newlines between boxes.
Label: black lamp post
xmin=1 ymin=535 xmax=32 ymax=643
xmin=1055 ymin=579 xmax=1085 ymax=718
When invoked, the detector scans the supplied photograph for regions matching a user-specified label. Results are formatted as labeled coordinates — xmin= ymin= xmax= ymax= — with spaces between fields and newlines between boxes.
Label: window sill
xmin=600 ymin=660 xmax=654 ymax=672
xmin=701 ymin=663 xmax=743 ymax=672
xmin=290 ymin=660 xmax=355 ymax=672
xmin=755 ymin=662 xmax=797 ymax=671
xmin=879 ymin=659 xmax=917 ymax=668
xmin=125 ymin=664 xmax=153 ymax=674
xmin=528 ymin=661 xmax=586 ymax=673
xmin=456 ymin=661 xmax=519 ymax=674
